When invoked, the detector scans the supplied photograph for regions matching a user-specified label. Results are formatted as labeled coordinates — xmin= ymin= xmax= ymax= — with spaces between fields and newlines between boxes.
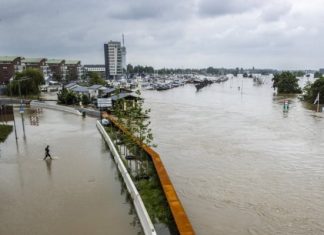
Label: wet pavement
xmin=143 ymin=76 xmax=324 ymax=235
xmin=0 ymin=109 xmax=141 ymax=235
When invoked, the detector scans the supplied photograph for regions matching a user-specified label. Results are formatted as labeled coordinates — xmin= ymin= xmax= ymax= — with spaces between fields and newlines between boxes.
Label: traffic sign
xmin=19 ymin=103 xmax=24 ymax=114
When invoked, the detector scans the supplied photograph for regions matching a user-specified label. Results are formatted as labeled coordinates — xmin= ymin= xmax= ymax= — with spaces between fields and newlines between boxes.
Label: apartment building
xmin=22 ymin=58 xmax=49 ymax=80
xmin=65 ymin=60 xmax=82 ymax=80
xmin=47 ymin=59 xmax=66 ymax=81
xmin=0 ymin=56 xmax=24 ymax=84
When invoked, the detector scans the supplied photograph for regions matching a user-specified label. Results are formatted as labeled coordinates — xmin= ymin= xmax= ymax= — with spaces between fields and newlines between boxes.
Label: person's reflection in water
xmin=45 ymin=158 xmax=52 ymax=178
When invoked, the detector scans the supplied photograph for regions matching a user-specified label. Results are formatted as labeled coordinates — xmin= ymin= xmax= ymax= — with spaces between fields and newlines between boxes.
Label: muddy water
xmin=0 ymin=109 xmax=141 ymax=235
xmin=143 ymin=77 xmax=324 ymax=235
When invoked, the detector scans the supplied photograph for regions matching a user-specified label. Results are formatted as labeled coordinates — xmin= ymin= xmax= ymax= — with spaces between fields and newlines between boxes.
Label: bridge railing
xmin=96 ymin=121 xmax=156 ymax=235
xmin=30 ymin=101 xmax=81 ymax=116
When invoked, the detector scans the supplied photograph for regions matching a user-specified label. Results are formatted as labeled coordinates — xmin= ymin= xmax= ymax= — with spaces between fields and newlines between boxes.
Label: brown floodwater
xmin=0 ymin=109 xmax=142 ymax=235
xmin=143 ymin=76 xmax=324 ymax=235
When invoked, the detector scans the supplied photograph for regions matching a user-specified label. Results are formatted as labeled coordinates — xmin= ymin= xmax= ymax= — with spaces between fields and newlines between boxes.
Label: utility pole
xmin=17 ymin=77 xmax=30 ymax=138
xmin=241 ymin=76 xmax=244 ymax=95
xmin=317 ymin=92 xmax=320 ymax=112
xmin=9 ymin=81 xmax=18 ymax=140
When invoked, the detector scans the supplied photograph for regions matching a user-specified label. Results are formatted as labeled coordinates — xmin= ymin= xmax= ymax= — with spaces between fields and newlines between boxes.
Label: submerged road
xmin=0 ymin=108 xmax=141 ymax=235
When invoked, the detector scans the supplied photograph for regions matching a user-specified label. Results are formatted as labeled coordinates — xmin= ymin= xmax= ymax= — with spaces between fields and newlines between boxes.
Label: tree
xmin=303 ymin=77 xmax=324 ymax=104
xmin=7 ymin=68 xmax=44 ymax=96
xmin=57 ymin=88 xmax=79 ymax=105
xmin=111 ymin=90 xmax=155 ymax=175
xmin=272 ymin=71 xmax=301 ymax=93
xmin=206 ymin=67 xmax=219 ymax=75
xmin=81 ymin=94 xmax=90 ymax=105
xmin=314 ymin=71 xmax=322 ymax=78
xmin=88 ymin=72 xmax=106 ymax=85
xmin=144 ymin=66 xmax=154 ymax=74
xmin=292 ymin=71 xmax=305 ymax=77
xmin=127 ymin=64 xmax=134 ymax=74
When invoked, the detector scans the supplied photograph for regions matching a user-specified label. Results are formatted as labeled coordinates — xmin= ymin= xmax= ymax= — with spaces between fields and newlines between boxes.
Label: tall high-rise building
xmin=104 ymin=41 xmax=123 ymax=80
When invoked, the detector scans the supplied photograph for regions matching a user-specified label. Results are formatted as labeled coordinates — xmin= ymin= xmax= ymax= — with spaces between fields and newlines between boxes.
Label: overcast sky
xmin=1 ymin=0 xmax=323 ymax=69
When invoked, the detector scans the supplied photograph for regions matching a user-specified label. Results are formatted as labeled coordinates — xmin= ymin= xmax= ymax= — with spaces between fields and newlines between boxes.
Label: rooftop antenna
xmin=122 ymin=34 xmax=125 ymax=47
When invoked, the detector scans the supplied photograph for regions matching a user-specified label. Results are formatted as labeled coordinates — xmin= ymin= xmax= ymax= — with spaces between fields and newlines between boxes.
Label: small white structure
xmin=88 ymin=84 xmax=104 ymax=98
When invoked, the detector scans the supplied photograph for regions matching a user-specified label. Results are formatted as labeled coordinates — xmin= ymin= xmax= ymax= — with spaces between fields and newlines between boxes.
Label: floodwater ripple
xmin=143 ymin=77 xmax=324 ymax=235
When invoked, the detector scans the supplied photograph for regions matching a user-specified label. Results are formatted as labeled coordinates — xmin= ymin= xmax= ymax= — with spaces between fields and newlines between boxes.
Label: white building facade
xmin=104 ymin=41 xmax=124 ymax=80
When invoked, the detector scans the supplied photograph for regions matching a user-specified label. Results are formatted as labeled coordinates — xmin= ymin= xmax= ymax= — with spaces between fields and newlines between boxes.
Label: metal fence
xmin=30 ymin=101 xmax=82 ymax=116
xmin=96 ymin=121 xmax=156 ymax=235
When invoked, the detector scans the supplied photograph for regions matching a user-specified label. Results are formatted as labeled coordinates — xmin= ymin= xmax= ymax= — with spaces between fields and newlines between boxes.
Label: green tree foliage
xmin=88 ymin=72 xmax=106 ymax=85
xmin=292 ymin=71 xmax=305 ymax=77
xmin=303 ymin=77 xmax=324 ymax=104
xmin=206 ymin=67 xmax=220 ymax=74
xmin=133 ymin=65 xmax=154 ymax=74
xmin=314 ymin=71 xmax=322 ymax=78
xmin=57 ymin=88 xmax=79 ymax=105
xmin=81 ymin=94 xmax=90 ymax=105
xmin=272 ymin=71 xmax=302 ymax=93
xmin=0 ymin=124 xmax=13 ymax=142
xmin=127 ymin=64 xmax=134 ymax=74
xmin=7 ymin=68 xmax=44 ymax=96
xmin=131 ymin=90 xmax=154 ymax=146
xmin=112 ymin=90 xmax=155 ymax=147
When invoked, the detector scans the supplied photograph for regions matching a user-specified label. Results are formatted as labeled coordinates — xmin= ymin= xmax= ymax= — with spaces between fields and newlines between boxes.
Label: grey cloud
xmin=0 ymin=0 xmax=324 ymax=69
xmin=197 ymin=0 xmax=265 ymax=17
xmin=107 ymin=2 xmax=164 ymax=20
xmin=261 ymin=2 xmax=292 ymax=22
xmin=106 ymin=0 xmax=194 ymax=20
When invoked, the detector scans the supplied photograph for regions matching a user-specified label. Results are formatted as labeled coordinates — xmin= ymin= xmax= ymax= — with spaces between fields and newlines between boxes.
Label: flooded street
xmin=0 ymin=109 xmax=141 ymax=235
xmin=143 ymin=77 xmax=324 ymax=235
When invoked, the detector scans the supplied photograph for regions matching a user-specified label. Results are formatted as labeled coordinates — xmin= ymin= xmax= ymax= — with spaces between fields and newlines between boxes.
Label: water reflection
xmin=45 ymin=158 xmax=52 ymax=178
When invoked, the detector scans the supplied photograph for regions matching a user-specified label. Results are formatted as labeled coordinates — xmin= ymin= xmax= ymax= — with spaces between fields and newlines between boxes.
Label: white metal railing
xmin=96 ymin=121 xmax=156 ymax=235
xmin=30 ymin=101 xmax=82 ymax=116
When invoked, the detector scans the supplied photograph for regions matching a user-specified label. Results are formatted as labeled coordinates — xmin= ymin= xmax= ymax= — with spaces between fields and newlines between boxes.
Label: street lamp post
xmin=16 ymin=77 xmax=31 ymax=139
xmin=9 ymin=80 xmax=18 ymax=140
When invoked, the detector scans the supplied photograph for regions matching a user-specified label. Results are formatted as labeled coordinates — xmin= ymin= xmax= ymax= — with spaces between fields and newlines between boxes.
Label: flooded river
xmin=0 ymin=109 xmax=141 ymax=235
xmin=143 ymin=77 xmax=324 ymax=235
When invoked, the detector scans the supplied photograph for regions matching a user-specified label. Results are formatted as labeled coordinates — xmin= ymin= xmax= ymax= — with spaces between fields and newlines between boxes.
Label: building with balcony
xmin=83 ymin=64 xmax=106 ymax=79
xmin=0 ymin=56 xmax=24 ymax=84
xmin=22 ymin=58 xmax=49 ymax=81
xmin=104 ymin=41 xmax=123 ymax=80
xmin=47 ymin=59 xmax=66 ymax=81
xmin=65 ymin=60 xmax=82 ymax=80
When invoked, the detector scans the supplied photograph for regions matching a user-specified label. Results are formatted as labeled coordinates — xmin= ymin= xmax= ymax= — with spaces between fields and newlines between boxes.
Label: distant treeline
xmin=126 ymin=64 xmax=316 ymax=76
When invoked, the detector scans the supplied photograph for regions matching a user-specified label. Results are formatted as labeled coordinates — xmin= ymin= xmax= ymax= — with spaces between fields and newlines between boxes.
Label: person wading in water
xmin=43 ymin=145 xmax=52 ymax=160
